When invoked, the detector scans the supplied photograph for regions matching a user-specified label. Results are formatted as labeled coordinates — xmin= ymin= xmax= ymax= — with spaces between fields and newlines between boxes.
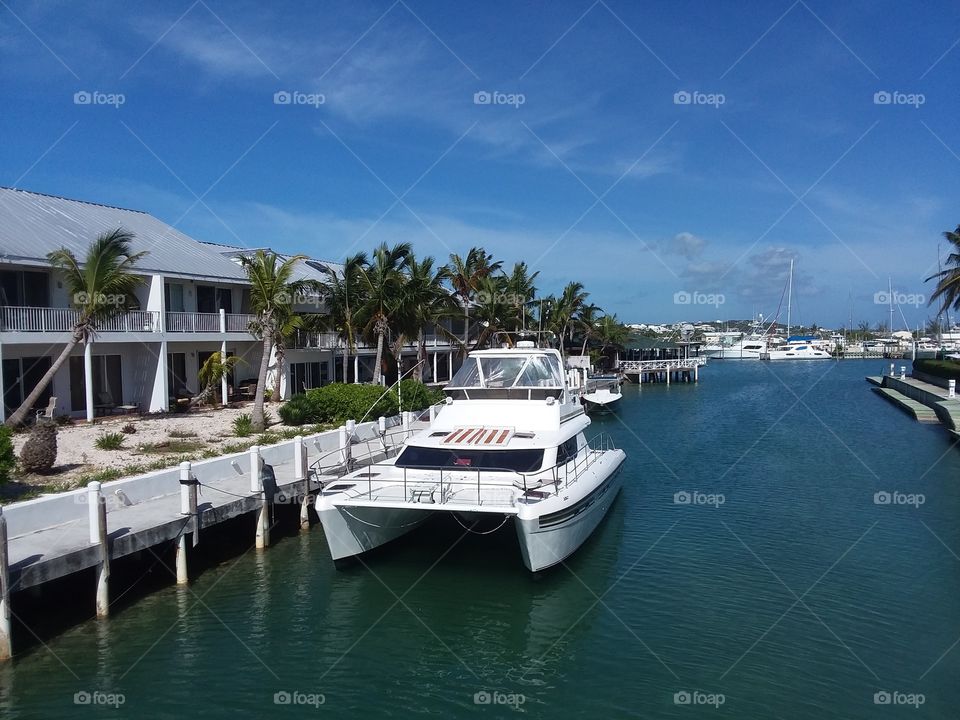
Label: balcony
xmin=0 ymin=306 xmax=160 ymax=333
xmin=290 ymin=330 xmax=340 ymax=349
xmin=164 ymin=312 xmax=256 ymax=333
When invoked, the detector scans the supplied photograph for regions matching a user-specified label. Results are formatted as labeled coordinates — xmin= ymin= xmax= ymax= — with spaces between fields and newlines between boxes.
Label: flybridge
xmin=441 ymin=427 xmax=515 ymax=446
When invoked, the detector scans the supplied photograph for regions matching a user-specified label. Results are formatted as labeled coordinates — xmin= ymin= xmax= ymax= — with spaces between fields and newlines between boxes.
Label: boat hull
xmin=316 ymin=500 xmax=433 ymax=563
xmin=515 ymin=450 xmax=626 ymax=572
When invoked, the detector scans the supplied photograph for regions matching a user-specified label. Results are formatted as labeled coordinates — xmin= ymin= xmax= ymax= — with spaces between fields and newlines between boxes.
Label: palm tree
xmin=191 ymin=351 xmax=240 ymax=407
xmin=6 ymin=229 xmax=147 ymax=427
xmin=396 ymin=255 xmax=458 ymax=382
xmin=500 ymin=261 xmax=539 ymax=332
xmin=577 ymin=303 xmax=602 ymax=355
xmin=470 ymin=275 xmax=512 ymax=350
xmin=927 ymin=225 xmax=960 ymax=316
xmin=318 ymin=253 xmax=367 ymax=383
xmin=446 ymin=247 xmax=502 ymax=351
xmin=358 ymin=242 xmax=412 ymax=385
xmin=554 ymin=281 xmax=589 ymax=350
xmin=239 ymin=250 xmax=313 ymax=432
xmin=596 ymin=314 xmax=629 ymax=369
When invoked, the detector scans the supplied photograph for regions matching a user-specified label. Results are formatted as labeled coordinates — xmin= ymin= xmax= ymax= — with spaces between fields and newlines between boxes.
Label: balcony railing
xmin=165 ymin=311 xmax=259 ymax=333
xmin=0 ymin=306 xmax=160 ymax=333
xmin=225 ymin=313 xmax=255 ymax=333
xmin=290 ymin=330 xmax=340 ymax=349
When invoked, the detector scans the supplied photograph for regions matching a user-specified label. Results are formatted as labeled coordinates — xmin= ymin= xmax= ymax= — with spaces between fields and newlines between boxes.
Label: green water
xmin=3 ymin=361 xmax=959 ymax=718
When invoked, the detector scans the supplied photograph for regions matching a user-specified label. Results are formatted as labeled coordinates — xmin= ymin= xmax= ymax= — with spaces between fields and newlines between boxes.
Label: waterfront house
xmin=0 ymin=187 xmax=460 ymax=421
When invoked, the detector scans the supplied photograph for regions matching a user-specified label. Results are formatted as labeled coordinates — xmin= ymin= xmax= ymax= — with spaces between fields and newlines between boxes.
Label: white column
xmin=87 ymin=481 xmax=102 ymax=544
xmin=353 ymin=355 xmax=359 ymax=384
xmin=220 ymin=340 xmax=228 ymax=405
xmin=433 ymin=352 xmax=438 ymax=383
xmin=84 ymin=340 xmax=94 ymax=422
xmin=447 ymin=352 xmax=453 ymax=380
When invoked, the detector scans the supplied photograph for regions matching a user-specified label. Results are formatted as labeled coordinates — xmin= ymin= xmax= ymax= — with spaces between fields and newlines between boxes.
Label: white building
xmin=0 ymin=188 xmax=460 ymax=422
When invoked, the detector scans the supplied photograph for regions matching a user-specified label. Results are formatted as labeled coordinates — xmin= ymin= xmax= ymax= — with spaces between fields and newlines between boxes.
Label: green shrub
xmin=303 ymin=383 xmax=398 ymax=423
xmin=121 ymin=423 xmax=137 ymax=434
xmin=0 ymin=425 xmax=14 ymax=483
xmin=395 ymin=379 xmax=444 ymax=411
xmin=233 ymin=413 xmax=254 ymax=437
xmin=278 ymin=394 xmax=316 ymax=426
xmin=913 ymin=359 xmax=960 ymax=380
xmin=94 ymin=432 xmax=126 ymax=450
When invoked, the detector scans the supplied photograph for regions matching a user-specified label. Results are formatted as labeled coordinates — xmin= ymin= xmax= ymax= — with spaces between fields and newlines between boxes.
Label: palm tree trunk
xmin=580 ymin=334 xmax=589 ymax=356
xmin=373 ymin=331 xmax=385 ymax=385
xmin=341 ymin=341 xmax=349 ymax=383
xmin=252 ymin=332 xmax=272 ymax=432
xmin=415 ymin=328 xmax=425 ymax=383
xmin=6 ymin=332 xmax=82 ymax=427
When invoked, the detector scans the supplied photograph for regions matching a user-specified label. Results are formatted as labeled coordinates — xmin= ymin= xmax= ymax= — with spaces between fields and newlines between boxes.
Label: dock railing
xmin=617 ymin=357 xmax=706 ymax=372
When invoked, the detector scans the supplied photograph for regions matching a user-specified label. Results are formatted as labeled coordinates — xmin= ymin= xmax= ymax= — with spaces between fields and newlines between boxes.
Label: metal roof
xmin=0 ymin=187 xmax=248 ymax=281
xmin=207 ymin=242 xmax=344 ymax=283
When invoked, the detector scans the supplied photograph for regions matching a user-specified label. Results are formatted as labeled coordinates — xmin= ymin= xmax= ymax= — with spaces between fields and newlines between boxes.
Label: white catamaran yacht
xmin=314 ymin=342 xmax=627 ymax=572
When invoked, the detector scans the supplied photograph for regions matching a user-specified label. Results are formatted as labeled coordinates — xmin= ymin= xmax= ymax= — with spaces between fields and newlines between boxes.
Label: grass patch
xmin=136 ymin=439 xmax=206 ymax=455
xmin=168 ymin=428 xmax=197 ymax=438
xmin=94 ymin=432 xmax=126 ymax=450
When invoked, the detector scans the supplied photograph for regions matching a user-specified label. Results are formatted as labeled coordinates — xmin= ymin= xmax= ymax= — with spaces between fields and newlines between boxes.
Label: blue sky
xmin=1 ymin=0 xmax=958 ymax=329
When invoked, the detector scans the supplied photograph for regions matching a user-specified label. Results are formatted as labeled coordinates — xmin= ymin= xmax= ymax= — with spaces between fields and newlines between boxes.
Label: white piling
xmin=249 ymin=445 xmax=269 ymax=549
xmin=402 ymin=411 xmax=411 ymax=438
xmin=249 ymin=446 xmax=261 ymax=494
xmin=900 ymin=366 xmax=906 ymax=380
xmin=338 ymin=425 xmax=348 ymax=466
xmin=345 ymin=420 xmax=355 ymax=467
xmin=429 ymin=404 xmax=436 ymax=423
xmin=0 ymin=507 xmax=11 ymax=661
xmin=378 ymin=416 xmax=386 ymax=436
xmin=87 ymin=481 xmax=102 ymax=545
xmin=95 ymin=491 xmax=109 ymax=619
xmin=176 ymin=462 xmax=192 ymax=585
xmin=889 ymin=362 xmax=895 ymax=377
xmin=950 ymin=379 xmax=956 ymax=399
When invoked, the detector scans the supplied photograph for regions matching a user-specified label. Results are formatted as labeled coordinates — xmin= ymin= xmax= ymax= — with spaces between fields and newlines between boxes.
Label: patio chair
xmin=35 ymin=396 xmax=57 ymax=420
xmin=94 ymin=391 xmax=117 ymax=416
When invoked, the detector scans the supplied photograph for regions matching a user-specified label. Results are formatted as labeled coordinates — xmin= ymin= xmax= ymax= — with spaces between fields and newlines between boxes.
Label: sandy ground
xmin=9 ymin=402 xmax=291 ymax=492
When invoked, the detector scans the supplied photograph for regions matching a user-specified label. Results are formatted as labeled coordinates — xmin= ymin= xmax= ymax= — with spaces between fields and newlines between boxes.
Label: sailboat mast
xmin=888 ymin=277 xmax=894 ymax=334
xmin=786 ymin=259 xmax=793 ymax=336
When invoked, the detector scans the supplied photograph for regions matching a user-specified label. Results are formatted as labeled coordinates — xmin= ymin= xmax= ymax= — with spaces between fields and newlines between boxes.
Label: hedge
xmin=913 ymin=358 xmax=960 ymax=381
xmin=0 ymin=425 xmax=14 ymax=483
xmin=278 ymin=381 xmax=445 ymax=426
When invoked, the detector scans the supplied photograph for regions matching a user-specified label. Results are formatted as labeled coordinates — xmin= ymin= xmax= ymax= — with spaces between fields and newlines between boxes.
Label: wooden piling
xmin=0 ymin=507 xmax=11 ymax=661
xmin=295 ymin=436 xmax=310 ymax=531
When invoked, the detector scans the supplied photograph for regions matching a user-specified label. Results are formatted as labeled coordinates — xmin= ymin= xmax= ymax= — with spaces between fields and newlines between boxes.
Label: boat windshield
xmin=395 ymin=445 xmax=544 ymax=472
xmin=448 ymin=354 xmax=563 ymax=389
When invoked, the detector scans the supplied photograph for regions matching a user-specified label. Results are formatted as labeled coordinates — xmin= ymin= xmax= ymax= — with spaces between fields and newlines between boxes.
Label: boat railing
xmin=558 ymin=433 xmax=618 ymax=490
xmin=340 ymin=430 xmax=620 ymax=506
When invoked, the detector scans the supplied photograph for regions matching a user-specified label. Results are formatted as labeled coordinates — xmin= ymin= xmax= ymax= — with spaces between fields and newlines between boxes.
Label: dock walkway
xmin=866 ymin=374 xmax=960 ymax=433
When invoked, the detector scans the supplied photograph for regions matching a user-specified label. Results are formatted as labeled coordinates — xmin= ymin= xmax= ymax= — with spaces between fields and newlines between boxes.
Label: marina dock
xmin=618 ymin=358 xmax=706 ymax=384
xmin=867 ymin=372 xmax=960 ymax=433
xmin=0 ymin=413 xmax=425 ymax=659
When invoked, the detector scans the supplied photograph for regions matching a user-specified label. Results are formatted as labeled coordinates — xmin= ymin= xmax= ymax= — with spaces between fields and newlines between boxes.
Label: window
xmin=167 ymin=353 xmax=188 ymax=394
xmin=395 ymin=446 xmax=544 ymax=473
xmin=0 ymin=270 xmax=48 ymax=307
xmin=556 ymin=437 xmax=579 ymax=465
xmin=68 ymin=355 xmax=123 ymax=411
xmin=448 ymin=353 xmax=563 ymax=389
xmin=3 ymin=356 xmax=52 ymax=415
xmin=196 ymin=286 xmax=233 ymax=314
xmin=165 ymin=283 xmax=185 ymax=312
xmin=290 ymin=361 xmax=325 ymax=393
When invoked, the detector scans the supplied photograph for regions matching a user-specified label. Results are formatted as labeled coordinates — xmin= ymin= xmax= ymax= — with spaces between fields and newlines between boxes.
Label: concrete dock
xmin=867 ymin=372 xmax=960 ymax=432
xmin=0 ymin=412 xmax=426 ymax=658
